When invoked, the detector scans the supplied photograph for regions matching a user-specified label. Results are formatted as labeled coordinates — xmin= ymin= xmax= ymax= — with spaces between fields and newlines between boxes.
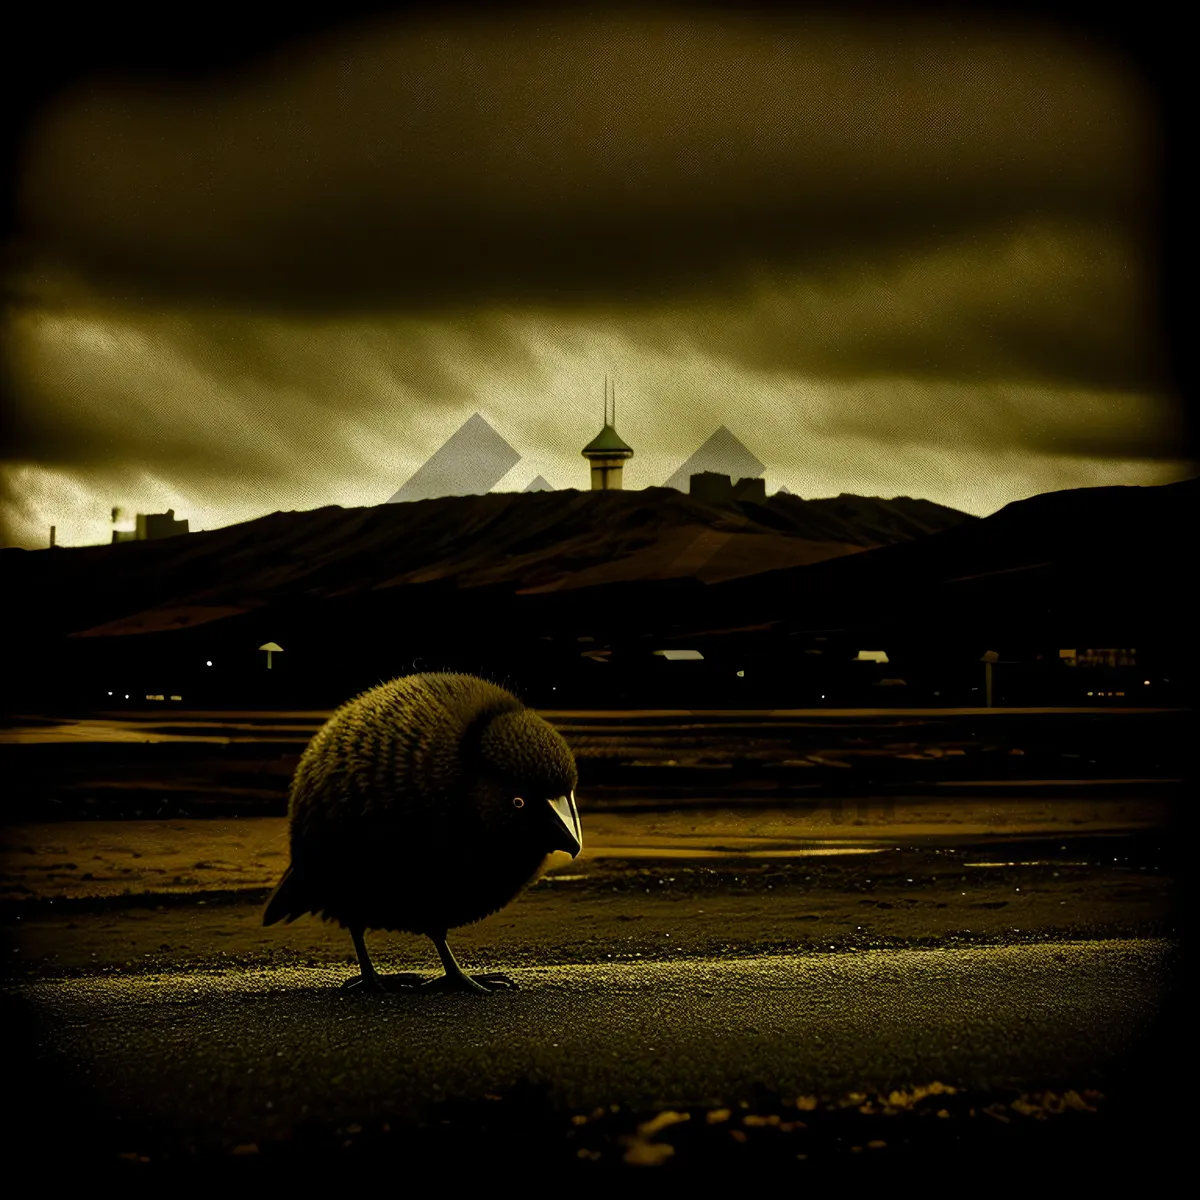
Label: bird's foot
xmin=341 ymin=972 xmax=427 ymax=993
xmin=421 ymin=970 xmax=519 ymax=995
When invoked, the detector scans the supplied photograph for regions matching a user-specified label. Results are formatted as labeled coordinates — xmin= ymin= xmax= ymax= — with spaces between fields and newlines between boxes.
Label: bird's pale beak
xmin=546 ymin=792 xmax=582 ymax=857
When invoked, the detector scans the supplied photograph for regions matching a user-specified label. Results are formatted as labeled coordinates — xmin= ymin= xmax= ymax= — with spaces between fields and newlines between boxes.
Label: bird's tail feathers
xmin=262 ymin=865 xmax=307 ymax=926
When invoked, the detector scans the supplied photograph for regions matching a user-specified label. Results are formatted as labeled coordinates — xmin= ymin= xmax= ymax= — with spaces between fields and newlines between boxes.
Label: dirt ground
xmin=1 ymin=794 xmax=1175 ymax=979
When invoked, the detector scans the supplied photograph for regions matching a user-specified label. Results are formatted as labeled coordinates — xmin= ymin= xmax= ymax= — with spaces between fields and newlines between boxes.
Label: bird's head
xmin=477 ymin=708 xmax=582 ymax=857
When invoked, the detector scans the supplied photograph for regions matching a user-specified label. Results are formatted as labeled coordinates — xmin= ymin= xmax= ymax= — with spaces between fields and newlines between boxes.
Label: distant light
xmin=1143 ymin=680 xmax=1150 ymax=685
xmin=736 ymin=670 xmax=745 ymax=677
xmin=206 ymin=660 xmax=213 ymax=667
xmin=107 ymin=691 xmax=113 ymax=696
xmin=855 ymin=650 xmax=888 ymax=663
xmin=124 ymin=694 xmax=129 ymax=699
xmin=1088 ymin=692 xmax=1093 ymax=696
xmin=170 ymin=695 xmax=182 ymax=701
xmin=654 ymin=649 xmax=704 ymax=661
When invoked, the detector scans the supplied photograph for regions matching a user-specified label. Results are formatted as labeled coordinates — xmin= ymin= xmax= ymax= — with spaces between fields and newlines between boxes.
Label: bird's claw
xmin=469 ymin=972 xmax=519 ymax=991
xmin=420 ymin=971 xmax=519 ymax=994
xmin=341 ymin=972 xmax=427 ymax=993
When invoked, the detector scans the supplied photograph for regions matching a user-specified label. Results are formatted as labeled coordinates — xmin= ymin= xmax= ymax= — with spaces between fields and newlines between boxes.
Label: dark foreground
xmin=5 ymin=940 xmax=1184 ymax=1180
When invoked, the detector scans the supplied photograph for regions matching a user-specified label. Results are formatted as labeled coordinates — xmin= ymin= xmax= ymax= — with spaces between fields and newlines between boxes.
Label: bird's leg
xmin=342 ymin=927 xmax=384 ymax=991
xmin=422 ymin=932 xmax=519 ymax=994
xmin=341 ymin=927 xmax=425 ymax=993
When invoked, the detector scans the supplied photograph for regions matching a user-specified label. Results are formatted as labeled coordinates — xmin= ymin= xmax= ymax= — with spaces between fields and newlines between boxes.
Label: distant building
xmin=855 ymin=650 xmax=889 ymax=663
xmin=734 ymin=477 xmax=766 ymax=503
xmin=112 ymin=509 xmax=189 ymax=543
xmin=1058 ymin=648 xmax=1144 ymax=701
xmin=523 ymin=475 xmax=555 ymax=492
xmin=388 ymin=413 xmax=520 ymax=503
xmin=689 ymin=472 xmax=767 ymax=505
xmin=582 ymin=379 xmax=634 ymax=490
xmin=1066 ymin=649 xmax=1138 ymax=668
xmin=664 ymin=426 xmax=764 ymax=492
xmin=690 ymin=472 xmax=733 ymax=504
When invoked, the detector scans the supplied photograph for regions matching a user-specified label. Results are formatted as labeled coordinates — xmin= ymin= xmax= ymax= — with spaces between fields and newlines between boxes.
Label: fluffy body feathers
xmin=263 ymin=673 xmax=578 ymax=940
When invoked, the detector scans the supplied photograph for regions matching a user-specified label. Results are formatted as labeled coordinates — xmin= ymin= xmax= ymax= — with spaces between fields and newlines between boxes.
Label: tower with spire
xmin=581 ymin=376 xmax=634 ymax=490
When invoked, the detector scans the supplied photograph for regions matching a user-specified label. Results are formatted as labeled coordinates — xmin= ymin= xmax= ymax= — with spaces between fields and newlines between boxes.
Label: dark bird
xmin=263 ymin=672 xmax=581 ymax=993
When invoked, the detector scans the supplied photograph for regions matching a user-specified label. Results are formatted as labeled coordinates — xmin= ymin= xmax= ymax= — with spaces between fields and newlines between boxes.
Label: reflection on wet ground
xmin=1 ymin=706 xmax=1186 ymax=825
xmin=0 ymin=790 xmax=1171 ymax=905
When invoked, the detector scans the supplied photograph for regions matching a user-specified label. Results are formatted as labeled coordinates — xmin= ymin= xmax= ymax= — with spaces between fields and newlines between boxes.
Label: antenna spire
xmin=612 ymin=380 xmax=616 ymax=428
xmin=603 ymin=373 xmax=608 ymax=426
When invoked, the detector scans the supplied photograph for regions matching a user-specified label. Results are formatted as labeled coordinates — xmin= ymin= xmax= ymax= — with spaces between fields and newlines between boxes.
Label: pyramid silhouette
xmin=663 ymin=425 xmax=765 ymax=491
xmin=388 ymin=413 xmax=521 ymax=503
xmin=776 ymin=485 xmax=792 ymax=495
xmin=523 ymin=475 xmax=554 ymax=492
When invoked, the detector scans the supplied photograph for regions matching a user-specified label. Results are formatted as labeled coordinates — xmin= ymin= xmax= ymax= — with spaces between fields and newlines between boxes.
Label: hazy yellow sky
xmin=1 ymin=9 xmax=1189 ymax=547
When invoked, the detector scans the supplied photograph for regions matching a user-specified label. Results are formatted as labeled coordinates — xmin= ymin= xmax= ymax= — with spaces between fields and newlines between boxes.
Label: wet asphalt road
xmin=8 ymin=939 xmax=1175 ymax=1160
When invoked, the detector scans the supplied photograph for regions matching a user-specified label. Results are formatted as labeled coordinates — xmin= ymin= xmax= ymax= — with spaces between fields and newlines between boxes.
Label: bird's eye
xmin=512 ymin=797 xmax=525 ymax=809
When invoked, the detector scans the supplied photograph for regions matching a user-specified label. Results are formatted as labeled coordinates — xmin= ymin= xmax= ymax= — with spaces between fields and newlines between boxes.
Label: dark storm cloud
xmin=1 ymin=278 xmax=549 ymax=472
xmin=610 ymin=220 xmax=1169 ymax=399
xmin=17 ymin=11 xmax=1151 ymax=314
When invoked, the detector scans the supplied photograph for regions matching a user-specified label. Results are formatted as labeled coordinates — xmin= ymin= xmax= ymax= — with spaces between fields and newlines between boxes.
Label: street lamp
xmin=259 ymin=641 xmax=284 ymax=670
xmin=980 ymin=650 xmax=999 ymax=708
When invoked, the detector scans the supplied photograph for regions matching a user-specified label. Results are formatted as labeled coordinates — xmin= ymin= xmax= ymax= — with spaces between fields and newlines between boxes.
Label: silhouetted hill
xmin=697 ymin=476 xmax=1198 ymax=644
xmin=763 ymin=493 xmax=974 ymax=546
xmin=1 ymin=488 xmax=973 ymax=642
xmin=10 ymin=480 xmax=1190 ymax=708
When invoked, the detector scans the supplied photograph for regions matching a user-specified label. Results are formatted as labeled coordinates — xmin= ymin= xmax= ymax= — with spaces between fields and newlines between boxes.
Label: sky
xmin=1 ymin=5 xmax=1191 ymax=547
